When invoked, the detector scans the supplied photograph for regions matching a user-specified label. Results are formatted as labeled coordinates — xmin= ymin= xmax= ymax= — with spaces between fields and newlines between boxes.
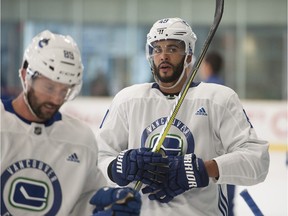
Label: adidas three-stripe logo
xmin=67 ymin=153 xmax=80 ymax=163
xmin=195 ymin=107 xmax=208 ymax=116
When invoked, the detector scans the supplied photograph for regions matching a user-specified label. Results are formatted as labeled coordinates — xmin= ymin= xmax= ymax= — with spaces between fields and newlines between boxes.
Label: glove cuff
xmin=196 ymin=157 xmax=209 ymax=187
xmin=184 ymin=154 xmax=209 ymax=188
xmin=107 ymin=160 xmax=115 ymax=182
xmin=111 ymin=150 xmax=131 ymax=186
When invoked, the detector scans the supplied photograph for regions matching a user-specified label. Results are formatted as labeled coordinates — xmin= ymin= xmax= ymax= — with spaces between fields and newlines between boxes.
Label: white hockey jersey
xmin=1 ymin=99 xmax=107 ymax=216
xmin=97 ymin=82 xmax=269 ymax=216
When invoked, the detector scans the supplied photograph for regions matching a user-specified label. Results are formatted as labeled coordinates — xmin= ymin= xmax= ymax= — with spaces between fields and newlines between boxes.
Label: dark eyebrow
xmin=153 ymin=44 xmax=181 ymax=48
xmin=167 ymin=44 xmax=180 ymax=48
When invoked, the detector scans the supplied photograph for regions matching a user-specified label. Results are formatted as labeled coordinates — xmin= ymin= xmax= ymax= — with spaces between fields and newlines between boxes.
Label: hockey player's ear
xmin=19 ymin=67 xmax=29 ymax=91
xmin=20 ymin=68 xmax=27 ymax=80
xmin=19 ymin=60 xmax=29 ymax=85
xmin=18 ymin=68 xmax=27 ymax=86
xmin=186 ymin=54 xmax=192 ymax=64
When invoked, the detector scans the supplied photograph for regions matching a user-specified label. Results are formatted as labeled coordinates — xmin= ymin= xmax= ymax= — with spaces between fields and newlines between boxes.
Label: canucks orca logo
xmin=141 ymin=117 xmax=195 ymax=155
xmin=1 ymin=159 xmax=62 ymax=215
xmin=38 ymin=38 xmax=50 ymax=48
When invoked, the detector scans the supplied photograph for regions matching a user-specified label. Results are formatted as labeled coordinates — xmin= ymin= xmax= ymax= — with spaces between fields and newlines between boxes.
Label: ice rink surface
xmin=234 ymin=151 xmax=287 ymax=216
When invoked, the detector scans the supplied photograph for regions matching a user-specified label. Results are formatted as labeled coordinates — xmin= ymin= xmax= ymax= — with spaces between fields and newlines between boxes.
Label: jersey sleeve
xmin=96 ymin=96 xmax=130 ymax=185
xmin=213 ymin=93 xmax=270 ymax=185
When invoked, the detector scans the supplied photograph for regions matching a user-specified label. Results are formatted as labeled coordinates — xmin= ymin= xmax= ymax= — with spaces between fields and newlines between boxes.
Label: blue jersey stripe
xmin=218 ymin=185 xmax=229 ymax=216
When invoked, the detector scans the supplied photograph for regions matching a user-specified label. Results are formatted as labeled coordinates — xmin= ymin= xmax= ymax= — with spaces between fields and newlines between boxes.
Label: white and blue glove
xmin=109 ymin=148 xmax=169 ymax=187
xmin=142 ymin=153 xmax=209 ymax=203
xmin=90 ymin=187 xmax=141 ymax=216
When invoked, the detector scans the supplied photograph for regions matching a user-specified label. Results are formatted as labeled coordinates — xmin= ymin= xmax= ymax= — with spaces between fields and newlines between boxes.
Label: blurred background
xmin=1 ymin=0 xmax=287 ymax=99
xmin=1 ymin=0 xmax=287 ymax=215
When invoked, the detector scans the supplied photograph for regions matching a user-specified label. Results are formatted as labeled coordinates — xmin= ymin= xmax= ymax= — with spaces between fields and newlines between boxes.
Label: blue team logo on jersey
xmin=150 ymin=134 xmax=184 ymax=156
xmin=141 ymin=117 xmax=195 ymax=155
xmin=10 ymin=178 xmax=49 ymax=211
xmin=1 ymin=159 xmax=62 ymax=215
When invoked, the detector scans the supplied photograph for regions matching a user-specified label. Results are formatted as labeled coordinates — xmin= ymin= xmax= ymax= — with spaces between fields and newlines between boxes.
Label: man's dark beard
xmin=27 ymin=88 xmax=60 ymax=121
xmin=154 ymin=61 xmax=184 ymax=83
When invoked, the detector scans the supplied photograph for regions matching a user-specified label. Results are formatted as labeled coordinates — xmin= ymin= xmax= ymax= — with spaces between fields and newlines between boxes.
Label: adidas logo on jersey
xmin=67 ymin=153 xmax=80 ymax=163
xmin=195 ymin=107 xmax=208 ymax=116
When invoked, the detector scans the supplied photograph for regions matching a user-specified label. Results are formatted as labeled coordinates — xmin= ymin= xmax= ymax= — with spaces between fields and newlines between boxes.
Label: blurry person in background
xmin=199 ymin=51 xmax=224 ymax=85
xmin=90 ymin=72 xmax=110 ymax=96
xmin=0 ymin=30 xmax=141 ymax=216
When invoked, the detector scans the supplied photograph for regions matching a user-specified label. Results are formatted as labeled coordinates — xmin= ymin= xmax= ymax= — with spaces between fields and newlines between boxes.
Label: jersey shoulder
xmin=194 ymin=82 xmax=238 ymax=105
xmin=57 ymin=113 xmax=97 ymax=146
xmin=1 ymin=99 xmax=22 ymax=132
xmin=112 ymin=83 xmax=154 ymax=104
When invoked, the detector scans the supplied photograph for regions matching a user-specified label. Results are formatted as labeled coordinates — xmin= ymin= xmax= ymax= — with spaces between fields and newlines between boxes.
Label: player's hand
xmin=142 ymin=153 xmax=209 ymax=203
xmin=110 ymin=148 xmax=169 ymax=186
xmin=90 ymin=187 xmax=141 ymax=216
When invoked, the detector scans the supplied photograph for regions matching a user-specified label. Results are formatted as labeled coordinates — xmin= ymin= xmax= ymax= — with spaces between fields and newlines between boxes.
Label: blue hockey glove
xmin=90 ymin=187 xmax=141 ymax=216
xmin=110 ymin=148 xmax=169 ymax=186
xmin=142 ymin=153 xmax=209 ymax=203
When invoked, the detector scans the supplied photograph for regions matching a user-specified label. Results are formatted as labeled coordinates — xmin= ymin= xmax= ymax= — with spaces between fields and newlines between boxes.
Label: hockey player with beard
xmin=0 ymin=30 xmax=144 ymax=216
xmin=96 ymin=17 xmax=270 ymax=216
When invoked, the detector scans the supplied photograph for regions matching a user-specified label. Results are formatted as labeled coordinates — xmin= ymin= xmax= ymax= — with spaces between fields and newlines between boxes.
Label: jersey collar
xmin=151 ymin=81 xmax=200 ymax=97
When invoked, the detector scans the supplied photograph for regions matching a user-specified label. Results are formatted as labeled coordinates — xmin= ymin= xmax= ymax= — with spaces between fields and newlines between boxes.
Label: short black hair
xmin=204 ymin=51 xmax=223 ymax=74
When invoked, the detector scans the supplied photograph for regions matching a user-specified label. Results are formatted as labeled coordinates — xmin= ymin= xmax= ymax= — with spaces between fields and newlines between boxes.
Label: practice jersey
xmin=1 ymin=99 xmax=107 ymax=216
xmin=96 ymin=82 xmax=269 ymax=216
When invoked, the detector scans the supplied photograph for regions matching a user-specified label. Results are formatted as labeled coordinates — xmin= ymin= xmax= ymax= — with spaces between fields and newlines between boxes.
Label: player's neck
xmin=159 ymin=75 xmax=186 ymax=94
xmin=159 ymin=86 xmax=181 ymax=94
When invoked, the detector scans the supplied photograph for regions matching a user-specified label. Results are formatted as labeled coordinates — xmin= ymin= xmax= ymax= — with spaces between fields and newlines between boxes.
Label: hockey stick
xmin=240 ymin=189 xmax=264 ymax=216
xmin=134 ymin=0 xmax=224 ymax=191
